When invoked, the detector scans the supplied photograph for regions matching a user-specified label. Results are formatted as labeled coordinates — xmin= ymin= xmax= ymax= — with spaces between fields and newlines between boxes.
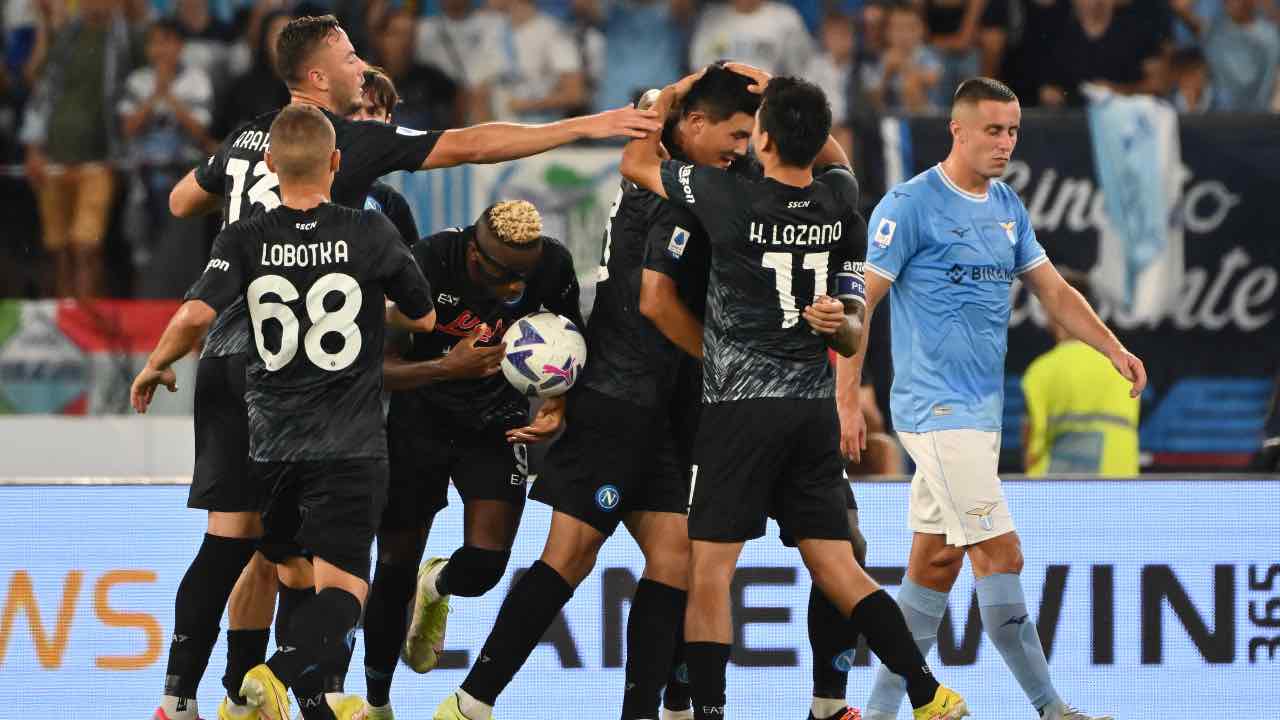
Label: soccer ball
xmin=500 ymin=311 xmax=587 ymax=398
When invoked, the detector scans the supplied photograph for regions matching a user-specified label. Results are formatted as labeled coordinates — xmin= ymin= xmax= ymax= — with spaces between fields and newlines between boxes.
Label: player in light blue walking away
xmin=845 ymin=77 xmax=1146 ymax=720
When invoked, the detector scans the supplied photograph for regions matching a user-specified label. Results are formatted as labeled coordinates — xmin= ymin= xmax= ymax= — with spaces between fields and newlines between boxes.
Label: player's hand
xmin=802 ymin=295 xmax=845 ymax=336
xmin=506 ymin=395 xmax=566 ymax=444
xmin=670 ymin=67 xmax=708 ymax=98
xmin=837 ymin=401 xmax=868 ymax=463
xmin=130 ymin=366 xmax=177 ymax=414
xmin=582 ymin=105 xmax=663 ymax=140
xmin=440 ymin=325 xmax=506 ymax=379
xmin=723 ymin=62 xmax=772 ymax=94
xmin=1107 ymin=346 xmax=1147 ymax=398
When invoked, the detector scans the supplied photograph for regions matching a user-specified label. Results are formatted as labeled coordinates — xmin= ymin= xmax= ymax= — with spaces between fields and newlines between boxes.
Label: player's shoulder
xmin=539 ymin=235 xmax=575 ymax=270
xmin=987 ymin=179 xmax=1030 ymax=214
xmin=416 ymin=225 xmax=468 ymax=265
xmin=814 ymin=164 xmax=860 ymax=206
xmin=875 ymin=170 xmax=936 ymax=216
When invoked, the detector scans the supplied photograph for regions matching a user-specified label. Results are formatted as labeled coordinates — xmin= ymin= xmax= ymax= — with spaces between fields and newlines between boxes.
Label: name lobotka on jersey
xmin=185 ymin=203 xmax=433 ymax=462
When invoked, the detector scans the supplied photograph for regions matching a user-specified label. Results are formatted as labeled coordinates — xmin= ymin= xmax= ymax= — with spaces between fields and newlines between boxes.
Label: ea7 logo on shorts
xmin=668 ymin=226 xmax=690 ymax=259
xmin=874 ymin=218 xmax=896 ymax=248
xmin=205 ymin=258 xmax=230 ymax=272
xmin=677 ymin=163 xmax=696 ymax=204
xmin=595 ymin=484 xmax=621 ymax=511
xmin=967 ymin=501 xmax=1000 ymax=531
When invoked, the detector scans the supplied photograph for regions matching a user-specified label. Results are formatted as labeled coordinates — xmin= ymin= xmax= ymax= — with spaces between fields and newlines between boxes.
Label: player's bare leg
xmin=220 ymin=550 xmax=278 ymax=718
xmin=683 ymin=539 xmax=744 ymax=720
xmin=157 ymin=511 xmax=263 ymax=720
xmin=866 ymin=530 xmax=1084 ymax=719
xmin=623 ymin=511 xmax=691 ymax=720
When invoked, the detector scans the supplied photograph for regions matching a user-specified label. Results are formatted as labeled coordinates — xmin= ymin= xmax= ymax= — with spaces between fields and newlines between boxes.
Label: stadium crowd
xmin=0 ymin=0 xmax=1276 ymax=299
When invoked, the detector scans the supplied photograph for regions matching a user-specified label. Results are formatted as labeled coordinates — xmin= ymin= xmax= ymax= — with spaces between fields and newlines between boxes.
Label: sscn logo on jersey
xmin=595 ymin=484 xmax=621 ymax=511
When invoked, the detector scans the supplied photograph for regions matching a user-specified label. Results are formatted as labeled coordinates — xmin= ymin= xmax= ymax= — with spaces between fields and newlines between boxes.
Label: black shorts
xmin=529 ymin=386 xmax=690 ymax=537
xmin=382 ymin=395 xmax=531 ymax=532
xmin=256 ymin=458 xmax=388 ymax=580
xmin=689 ymin=398 xmax=852 ymax=544
xmin=189 ymin=353 xmax=265 ymax=513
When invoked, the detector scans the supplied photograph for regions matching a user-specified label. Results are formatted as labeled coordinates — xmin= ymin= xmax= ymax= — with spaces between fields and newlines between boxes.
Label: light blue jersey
xmin=867 ymin=164 xmax=1048 ymax=433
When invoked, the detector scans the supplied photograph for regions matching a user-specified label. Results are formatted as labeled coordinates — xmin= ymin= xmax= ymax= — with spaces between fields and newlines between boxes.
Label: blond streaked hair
xmin=484 ymin=201 xmax=543 ymax=247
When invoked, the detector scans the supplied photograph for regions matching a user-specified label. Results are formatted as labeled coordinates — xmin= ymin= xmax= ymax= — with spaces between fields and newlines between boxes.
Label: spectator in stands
xmin=578 ymin=0 xmax=693 ymax=113
xmin=173 ymin=0 xmax=234 ymax=87
xmin=1173 ymin=0 xmax=1279 ymax=111
xmin=20 ymin=0 xmax=142 ymax=298
xmin=858 ymin=0 xmax=889 ymax=65
xmin=1037 ymin=0 xmax=1170 ymax=108
xmin=1169 ymin=45 xmax=1215 ymax=111
xmin=485 ymin=0 xmax=586 ymax=122
xmin=1022 ymin=270 xmax=1140 ymax=476
xmin=118 ymin=18 xmax=214 ymax=297
xmin=921 ymin=0 xmax=1010 ymax=103
xmin=212 ymin=9 xmax=290 ymax=141
xmin=565 ymin=0 xmax=607 ymax=114
xmin=689 ymin=0 xmax=815 ymax=76
xmin=370 ymin=7 xmax=462 ymax=130
xmin=415 ymin=0 xmax=506 ymax=123
xmin=861 ymin=3 xmax=941 ymax=113
xmin=806 ymin=12 xmax=857 ymax=158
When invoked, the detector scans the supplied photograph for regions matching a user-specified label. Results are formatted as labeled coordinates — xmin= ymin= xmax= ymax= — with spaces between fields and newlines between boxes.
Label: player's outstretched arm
xmin=169 ymin=169 xmax=221 ymax=218
xmin=131 ymin=300 xmax=216 ymax=413
xmin=422 ymin=106 xmax=663 ymax=170
xmin=1021 ymin=261 xmax=1147 ymax=397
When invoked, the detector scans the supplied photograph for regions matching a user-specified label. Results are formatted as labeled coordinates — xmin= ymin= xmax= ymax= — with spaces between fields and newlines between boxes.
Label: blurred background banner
xmin=1 ymin=478 xmax=1276 ymax=719
xmin=1085 ymin=90 xmax=1184 ymax=323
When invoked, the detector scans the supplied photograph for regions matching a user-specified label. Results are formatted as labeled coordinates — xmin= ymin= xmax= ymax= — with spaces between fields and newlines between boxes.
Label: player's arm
xmin=423 ymin=106 xmax=662 ymax=170
xmin=639 ymin=269 xmax=703 ymax=359
xmin=386 ymin=300 xmax=437 ymax=333
xmin=133 ymin=233 xmax=242 ymax=412
xmin=619 ymin=70 xmax=706 ymax=196
xmin=169 ymin=168 xmax=220 ymax=218
xmin=1021 ymin=261 xmax=1146 ymax=397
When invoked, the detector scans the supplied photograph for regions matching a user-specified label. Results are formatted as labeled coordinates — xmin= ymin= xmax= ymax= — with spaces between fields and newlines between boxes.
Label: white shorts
xmin=898 ymin=429 xmax=1014 ymax=547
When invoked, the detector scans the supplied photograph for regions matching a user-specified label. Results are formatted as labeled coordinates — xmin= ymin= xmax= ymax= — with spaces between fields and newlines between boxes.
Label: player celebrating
xmin=154 ymin=14 xmax=659 ymax=720
xmin=620 ymin=72 xmax=967 ymax=720
xmin=363 ymin=200 xmax=581 ymax=720
xmin=132 ymin=105 xmax=436 ymax=720
xmin=634 ymin=66 xmax=874 ymax=720
xmin=852 ymin=78 xmax=1142 ymax=720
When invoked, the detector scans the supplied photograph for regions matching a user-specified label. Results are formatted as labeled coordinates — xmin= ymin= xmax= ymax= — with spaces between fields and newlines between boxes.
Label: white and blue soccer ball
xmin=500 ymin=311 xmax=587 ymax=398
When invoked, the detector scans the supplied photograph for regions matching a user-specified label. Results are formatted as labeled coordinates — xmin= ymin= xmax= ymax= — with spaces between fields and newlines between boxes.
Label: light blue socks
xmin=976 ymin=573 xmax=1061 ymax=713
xmin=864 ymin=579 xmax=949 ymax=719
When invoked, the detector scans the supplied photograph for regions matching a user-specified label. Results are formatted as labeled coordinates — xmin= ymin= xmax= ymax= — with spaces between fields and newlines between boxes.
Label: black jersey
xmin=394 ymin=227 xmax=582 ymax=430
xmin=366 ymin=181 xmax=419 ymax=248
xmin=580 ymin=180 xmax=710 ymax=408
xmin=193 ymin=107 xmax=441 ymax=358
xmin=658 ymin=160 xmax=867 ymax=403
xmin=186 ymin=203 xmax=434 ymax=462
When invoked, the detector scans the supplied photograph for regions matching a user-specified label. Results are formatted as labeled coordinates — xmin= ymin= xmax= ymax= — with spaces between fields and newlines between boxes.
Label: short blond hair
xmin=484 ymin=201 xmax=542 ymax=246
xmin=268 ymin=104 xmax=335 ymax=179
